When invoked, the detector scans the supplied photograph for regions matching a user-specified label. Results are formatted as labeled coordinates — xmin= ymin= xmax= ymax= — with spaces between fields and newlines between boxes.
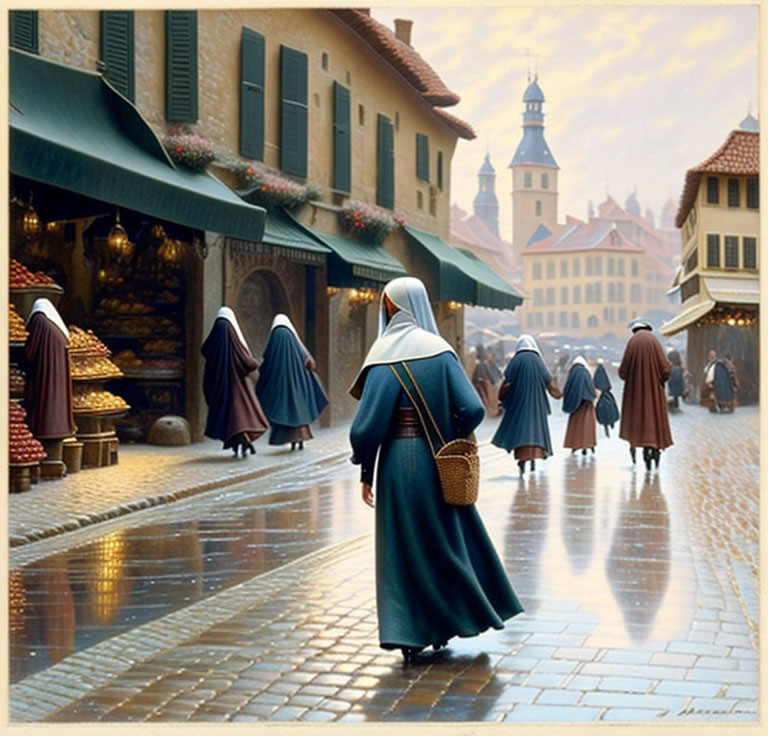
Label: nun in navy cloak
xmin=562 ymin=356 xmax=597 ymax=455
xmin=201 ymin=307 xmax=269 ymax=457
xmin=594 ymin=360 xmax=620 ymax=437
xmin=491 ymin=334 xmax=563 ymax=475
xmin=349 ymin=277 xmax=522 ymax=663
xmin=256 ymin=314 xmax=328 ymax=450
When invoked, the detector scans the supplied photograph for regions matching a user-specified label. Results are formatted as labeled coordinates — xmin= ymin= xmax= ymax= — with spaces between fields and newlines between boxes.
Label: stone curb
xmin=10 ymin=532 xmax=372 ymax=723
xmin=9 ymin=449 xmax=350 ymax=549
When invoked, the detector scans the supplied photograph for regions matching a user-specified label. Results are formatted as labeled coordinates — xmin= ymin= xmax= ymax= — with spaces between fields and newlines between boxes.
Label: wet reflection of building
xmin=605 ymin=472 xmax=670 ymax=643
xmin=504 ymin=474 xmax=550 ymax=615
xmin=561 ymin=455 xmax=596 ymax=575
xmin=76 ymin=531 xmax=130 ymax=627
xmin=9 ymin=569 xmax=28 ymax=681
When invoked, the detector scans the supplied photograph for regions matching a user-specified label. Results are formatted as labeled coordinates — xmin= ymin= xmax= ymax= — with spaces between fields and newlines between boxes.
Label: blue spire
xmin=510 ymin=76 xmax=558 ymax=169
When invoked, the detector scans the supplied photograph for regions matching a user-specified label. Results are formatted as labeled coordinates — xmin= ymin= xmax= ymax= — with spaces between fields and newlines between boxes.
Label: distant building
xmin=473 ymin=153 xmax=500 ymax=238
xmin=662 ymin=119 xmax=759 ymax=402
xmin=450 ymin=204 xmax=517 ymax=281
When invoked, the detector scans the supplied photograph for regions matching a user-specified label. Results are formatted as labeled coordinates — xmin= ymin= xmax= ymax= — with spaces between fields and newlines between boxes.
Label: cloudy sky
xmin=371 ymin=4 xmax=759 ymax=240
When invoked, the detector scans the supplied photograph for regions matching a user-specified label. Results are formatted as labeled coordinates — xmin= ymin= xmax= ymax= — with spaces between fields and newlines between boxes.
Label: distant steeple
xmin=739 ymin=106 xmax=759 ymax=131
xmin=473 ymin=153 xmax=500 ymax=238
xmin=588 ymin=200 xmax=595 ymax=221
xmin=509 ymin=76 xmax=558 ymax=168
xmin=625 ymin=189 xmax=641 ymax=217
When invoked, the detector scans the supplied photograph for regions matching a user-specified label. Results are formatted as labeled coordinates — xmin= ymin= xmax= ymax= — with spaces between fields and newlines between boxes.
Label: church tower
xmin=509 ymin=75 xmax=559 ymax=258
xmin=472 ymin=153 xmax=500 ymax=238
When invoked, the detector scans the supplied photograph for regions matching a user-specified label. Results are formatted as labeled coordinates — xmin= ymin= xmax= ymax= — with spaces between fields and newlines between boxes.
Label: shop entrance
xmin=237 ymin=268 xmax=292 ymax=358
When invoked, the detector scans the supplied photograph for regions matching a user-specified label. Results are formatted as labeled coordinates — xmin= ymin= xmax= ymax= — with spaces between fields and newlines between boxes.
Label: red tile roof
xmin=524 ymin=220 xmax=643 ymax=254
xmin=328 ymin=8 xmax=461 ymax=107
xmin=676 ymin=130 xmax=759 ymax=227
xmin=450 ymin=205 xmax=507 ymax=254
xmin=432 ymin=107 xmax=476 ymax=140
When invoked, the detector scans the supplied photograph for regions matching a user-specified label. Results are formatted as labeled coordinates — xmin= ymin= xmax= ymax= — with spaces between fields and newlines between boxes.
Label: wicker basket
xmin=435 ymin=439 xmax=479 ymax=506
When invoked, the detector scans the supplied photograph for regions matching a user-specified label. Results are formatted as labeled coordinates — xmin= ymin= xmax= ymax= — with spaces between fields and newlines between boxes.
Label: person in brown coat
xmin=201 ymin=307 xmax=269 ymax=457
xmin=472 ymin=344 xmax=501 ymax=418
xmin=24 ymin=298 xmax=75 ymax=439
xmin=618 ymin=319 xmax=673 ymax=471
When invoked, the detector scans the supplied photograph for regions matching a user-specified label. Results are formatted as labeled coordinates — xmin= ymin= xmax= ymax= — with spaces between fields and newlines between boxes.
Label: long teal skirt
xmin=375 ymin=436 xmax=523 ymax=650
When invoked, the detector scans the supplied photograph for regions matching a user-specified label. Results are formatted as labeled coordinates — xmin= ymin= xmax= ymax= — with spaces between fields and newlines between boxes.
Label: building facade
xmin=662 ymin=119 xmax=759 ymax=402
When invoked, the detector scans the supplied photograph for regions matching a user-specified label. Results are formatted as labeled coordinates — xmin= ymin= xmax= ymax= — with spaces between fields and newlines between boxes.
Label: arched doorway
xmin=237 ymin=269 xmax=292 ymax=357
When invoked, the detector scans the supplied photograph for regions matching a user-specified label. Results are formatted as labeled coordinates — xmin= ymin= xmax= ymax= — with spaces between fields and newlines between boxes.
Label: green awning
xmin=227 ymin=206 xmax=330 ymax=265
xmin=404 ymin=226 xmax=524 ymax=309
xmin=10 ymin=49 xmax=266 ymax=242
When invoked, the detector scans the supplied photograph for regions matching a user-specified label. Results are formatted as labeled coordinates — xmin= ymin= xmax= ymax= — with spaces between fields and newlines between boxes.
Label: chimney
xmin=394 ymin=18 xmax=413 ymax=46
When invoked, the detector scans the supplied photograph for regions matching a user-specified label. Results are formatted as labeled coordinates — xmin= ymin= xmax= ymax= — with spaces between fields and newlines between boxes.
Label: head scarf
xmin=269 ymin=313 xmax=309 ymax=357
xmin=378 ymin=276 xmax=441 ymax=336
xmin=216 ymin=307 xmax=249 ymax=352
xmin=28 ymin=298 xmax=69 ymax=339
xmin=570 ymin=355 xmax=589 ymax=371
xmin=515 ymin=334 xmax=541 ymax=355
xmin=628 ymin=317 xmax=653 ymax=332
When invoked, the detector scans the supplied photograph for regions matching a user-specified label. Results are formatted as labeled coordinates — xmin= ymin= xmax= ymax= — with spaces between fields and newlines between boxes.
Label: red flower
xmin=247 ymin=166 xmax=255 ymax=176
xmin=176 ymin=146 xmax=183 ymax=153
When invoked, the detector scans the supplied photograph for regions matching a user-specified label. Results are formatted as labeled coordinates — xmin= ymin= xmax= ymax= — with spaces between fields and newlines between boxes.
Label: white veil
xmin=515 ymin=333 xmax=541 ymax=355
xmin=216 ymin=307 xmax=250 ymax=352
xmin=28 ymin=298 xmax=69 ymax=339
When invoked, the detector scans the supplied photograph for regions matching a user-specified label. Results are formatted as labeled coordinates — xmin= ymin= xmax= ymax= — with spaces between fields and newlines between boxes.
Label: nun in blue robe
xmin=349 ymin=277 xmax=522 ymax=663
xmin=491 ymin=334 xmax=563 ymax=475
xmin=562 ymin=356 xmax=597 ymax=454
xmin=201 ymin=307 xmax=269 ymax=457
xmin=594 ymin=360 xmax=620 ymax=436
xmin=256 ymin=314 xmax=328 ymax=450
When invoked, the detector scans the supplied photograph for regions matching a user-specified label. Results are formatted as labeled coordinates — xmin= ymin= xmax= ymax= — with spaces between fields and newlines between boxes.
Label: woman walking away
xmin=618 ymin=319 xmax=673 ymax=471
xmin=349 ymin=277 xmax=522 ymax=664
xmin=491 ymin=334 xmax=563 ymax=476
xmin=562 ymin=356 xmax=597 ymax=456
xmin=256 ymin=314 xmax=328 ymax=450
xmin=472 ymin=344 xmax=501 ymax=418
xmin=201 ymin=307 xmax=269 ymax=458
xmin=594 ymin=359 xmax=620 ymax=437
xmin=667 ymin=349 xmax=685 ymax=410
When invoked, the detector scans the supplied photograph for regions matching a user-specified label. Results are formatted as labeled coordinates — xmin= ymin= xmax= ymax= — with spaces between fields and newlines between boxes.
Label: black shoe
xmin=605 ymin=426 xmax=610 ymax=438
xmin=517 ymin=460 xmax=525 ymax=475
xmin=433 ymin=641 xmax=448 ymax=651
xmin=630 ymin=447 xmax=636 ymax=464
xmin=643 ymin=447 xmax=652 ymax=471
xmin=290 ymin=442 xmax=296 ymax=451
xmin=590 ymin=447 xmax=595 ymax=454
xmin=571 ymin=449 xmax=576 ymax=455
xmin=581 ymin=448 xmax=587 ymax=456
xmin=653 ymin=448 xmax=661 ymax=468
xmin=299 ymin=441 xmax=304 ymax=450
xmin=401 ymin=646 xmax=423 ymax=664
xmin=247 ymin=442 xmax=256 ymax=456
xmin=530 ymin=460 xmax=535 ymax=472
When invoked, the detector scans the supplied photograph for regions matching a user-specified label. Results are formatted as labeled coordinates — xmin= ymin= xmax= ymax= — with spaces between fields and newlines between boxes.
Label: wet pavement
xmin=8 ymin=395 xmax=760 ymax=724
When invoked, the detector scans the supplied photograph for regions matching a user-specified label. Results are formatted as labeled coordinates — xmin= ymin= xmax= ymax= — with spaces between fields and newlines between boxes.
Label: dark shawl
xmin=618 ymin=330 xmax=673 ymax=449
xmin=24 ymin=313 xmax=74 ymax=439
xmin=667 ymin=366 xmax=685 ymax=398
xmin=491 ymin=351 xmax=554 ymax=455
xmin=593 ymin=363 xmax=620 ymax=429
xmin=562 ymin=363 xmax=596 ymax=414
xmin=713 ymin=361 xmax=734 ymax=401
xmin=256 ymin=326 xmax=328 ymax=427
xmin=201 ymin=319 xmax=268 ymax=444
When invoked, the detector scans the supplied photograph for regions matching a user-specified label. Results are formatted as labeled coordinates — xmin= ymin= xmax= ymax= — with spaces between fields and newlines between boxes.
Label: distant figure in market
xmin=666 ymin=349 xmax=685 ymax=410
xmin=491 ymin=334 xmax=563 ymax=476
xmin=618 ymin=319 xmax=673 ymax=471
xmin=701 ymin=349 xmax=738 ymax=413
xmin=471 ymin=344 xmax=501 ymax=418
xmin=349 ymin=276 xmax=522 ymax=664
xmin=562 ymin=356 xmax=597 ymax=455
xmin=201 ymin=307 xmax=269 ymax=458
xmin=593 ymin=359 xmax=620 ymax=437
xmin=256 ymin=314 xmax=328 ymax=450
xmin=24 ymin=298 xmax=75 ymax=440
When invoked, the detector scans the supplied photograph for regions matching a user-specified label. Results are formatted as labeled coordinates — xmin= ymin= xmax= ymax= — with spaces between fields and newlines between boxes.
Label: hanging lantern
xmin=157 ymin=237 xmax=184 ymax=265
xmin=22 ymin=196 xmax=41 ymax=238
xmin=107 ymin=208 xmax=134 ymax=262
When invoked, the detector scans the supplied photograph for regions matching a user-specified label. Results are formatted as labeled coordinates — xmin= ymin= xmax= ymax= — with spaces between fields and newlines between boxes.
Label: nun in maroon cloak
xmin=562 ymin=356 xmax=597 ymax=455
xmin=618 ymin=319 xmax=673 ymax=470
xmin=201 ymin=307 xmax=269 ymax=457
xmin=24 ymin=298 xmax=74 ymax=439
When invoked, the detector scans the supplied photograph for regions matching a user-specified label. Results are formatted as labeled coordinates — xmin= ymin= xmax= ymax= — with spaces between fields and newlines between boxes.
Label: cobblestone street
xmin=8 ymin=400 xmax=760 ymax=726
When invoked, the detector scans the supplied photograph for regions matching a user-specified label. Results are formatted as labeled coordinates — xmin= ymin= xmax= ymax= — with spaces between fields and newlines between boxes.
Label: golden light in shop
xmin=22 ymin=196 xmax=41 ymax=237
xmin=107 ymin=208 xmax=134 ymax=261
xmin=90 ymin=531 xmax=127 ymax=626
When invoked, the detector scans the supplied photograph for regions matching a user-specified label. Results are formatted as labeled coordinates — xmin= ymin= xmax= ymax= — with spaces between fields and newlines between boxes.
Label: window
xmin=533 ymin=288 xmax=543 ymax=306
xmin=603 ymin=307 xmax=613 ymax=322
xmin=101 ymin=11 xmax=135 ymax=101
xmin=587 ymin=315 xmax=598 ymax=328
xmin=727 ymin=178 xmax=740 ymax=207
xmin=724 ymin=236 xmax=739 ymax=268
xmin=240 ymin=28 xmax=265 ymax=160
xmin=608 ymin=282 xmax=615 ymax=302
xmin=706 ymin=233 xmax=720 ymax=267
xmin=617 ymin=258 xmax=625 ymax=277
xmin=535 ymin=200 xmax=542 ymax=216
xmin=685 ymin=249 xmax=698 ymax=273
xmin=10 ymin=11 xmax=38 ymax=53
xmin=429 ymin=188 xmax=437 ymax=217
xmin=280 ymin=44 xmax=309 ymax=177
xmin=332 ymin=82 xmax=351 ymax=192
xmin=524 ymin=172 xmax=532 ymax=188
xmin=546 ymin=287 xmax=555 ymax=305
xmin=573 ymin=258 xmax=580 ymax=276
xmin=376 ymin=114 xmax=395 ymax=208
xmin=571 ymin=312 xmax=580 ymax=329
xmin=358 ymin=104 xmax=365 ymax=126
xmin=747 ymin=178 xmax=759 ymax=208
xmin=542 ymin=173 xmax=549 ymax=190
xmin=607 ymin=257 xmax=615 ymax=276
xmin=631 ymin=283 xmax=642 ymax=303
xmin=321 ymin=51 xmax=329 ymax=71
xmin=706 ymin=176 xmax=719 ymax=204
xmin=547 ymin=311 xmax=555 ymax=327
xmin=532 ymin=262 xmax=542 ymax=280
xmin=526 ymin=313 xmax=534 ymax=327
xmin=535 ymin=312 xmax=543 ymax=327
xmin=573 ymin=285 xmax=581 ymax=304
xmin=743 ymin=237 xmax=757 ymax=269
xmin=166 ymin=11 xmax=198 ymax=122
xmin=560 ymin=286 xmax=568 ymax=305
xmin=395 ymin=111 xmax=400 ymax=130
xmin=594 ymin=255 xmax=603 ymax=275
xmin=546 ymin=261 xmax=555 ymax=279
xmin=585 ymin=283 xmax=593 ymax=303
xmin=416 ymin=191 xmax=424 ymax=210
xmin=631 ymin=259 xmax=638 ymax=277
xmin=416 ymin=133 xmax=430 ymax=182
xmin=618 ymin=307 xmax=627 ymax=323
xmin=594 ymin=282 xmax=602 ymax=302
xmin=560 ymin=260 xmax=568 ymax=278
xmin=559 ymin=311 xmax=568 ymax=327
xmin=617 ymin=282 xmax=625 ymax=302
xmin=586 ymin=256 xmax=593 ymax=276
xmin=437 ymin=151 xmax=444 ymax=190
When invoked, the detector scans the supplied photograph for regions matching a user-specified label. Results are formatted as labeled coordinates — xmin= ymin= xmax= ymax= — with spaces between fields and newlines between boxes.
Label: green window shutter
xmin=437 ymin=151 xmax=444 ymax=190
xmin=166 ymin=10 xmax=198 ymax=122
xmin=332 ymin=82 xmax=351 ymax=193
xmin=100 ymin=11 xmax=135 ymax=102
xmin=240 ymin=27 xmax=265 ymax=160
xmin=377 ymin=114 xmax=395 ymax=209
xmin=10 ymin=11 xmax=38 ymax=54
xmin=280 ymin=45 xmax=308 ymax=178
xmin=416 ymin=132 xmax=430 ymax=181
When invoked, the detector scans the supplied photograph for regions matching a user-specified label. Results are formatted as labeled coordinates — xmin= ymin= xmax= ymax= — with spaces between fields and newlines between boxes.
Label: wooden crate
xmin=9 ymin=465 xmax=32 ymax=493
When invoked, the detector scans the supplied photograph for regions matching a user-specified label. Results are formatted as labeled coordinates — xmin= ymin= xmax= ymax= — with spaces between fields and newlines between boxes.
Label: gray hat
xmin=628 ymin=318 xmax=653 ymax=332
